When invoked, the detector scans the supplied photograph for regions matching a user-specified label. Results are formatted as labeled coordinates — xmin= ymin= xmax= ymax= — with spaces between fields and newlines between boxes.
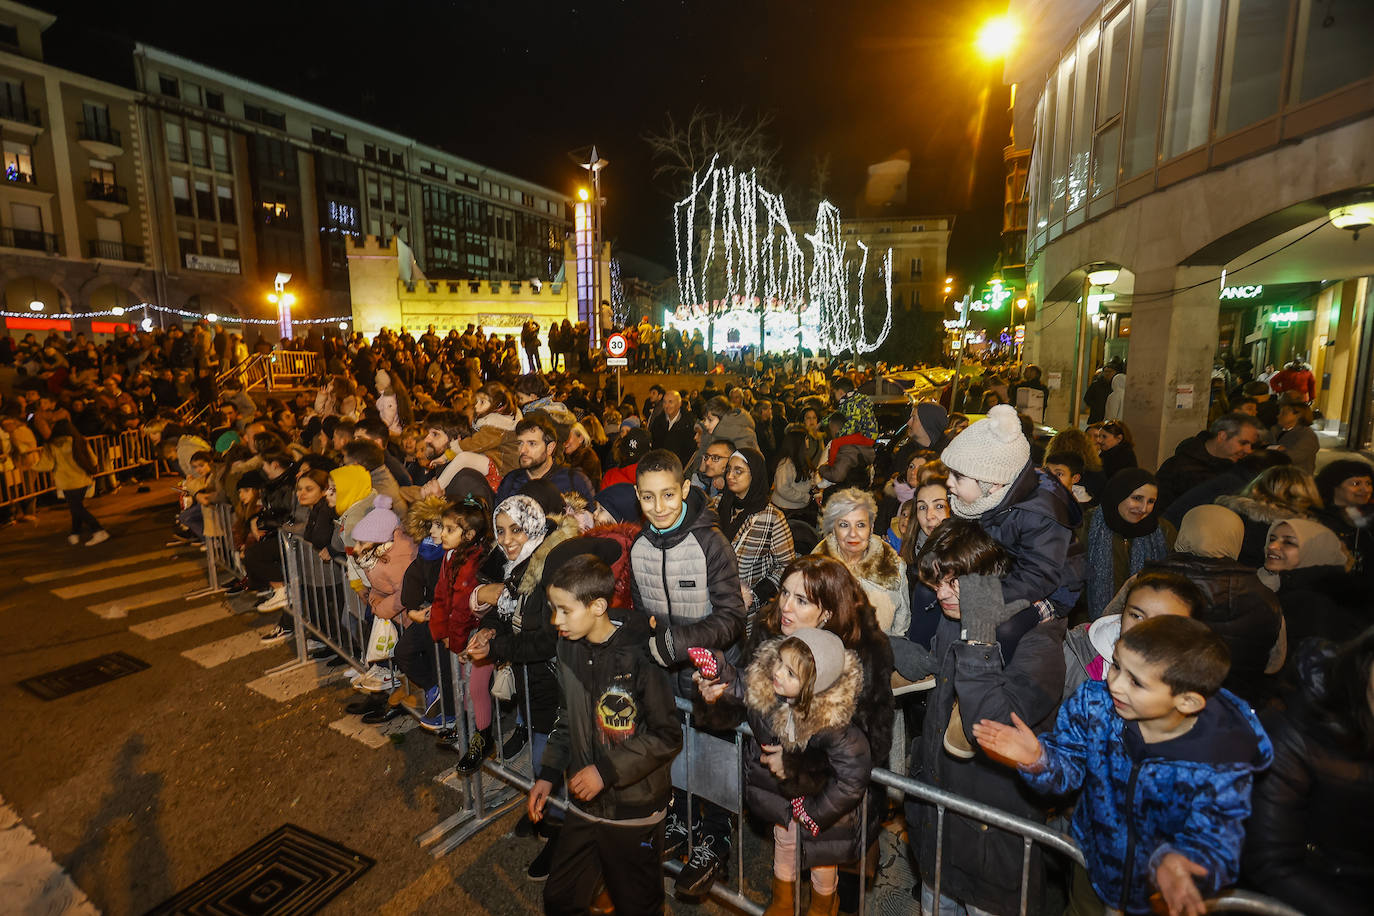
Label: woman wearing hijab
xmin=718 ymin=447 xmax=795 ymax=623
xmin=1259 ymin=518 xmax=1363 ymax=647
xmin=1081 ymin=468 xmax=1175 ymax=619
xmin=1216 ymin=465 xmax=1323 ymax=568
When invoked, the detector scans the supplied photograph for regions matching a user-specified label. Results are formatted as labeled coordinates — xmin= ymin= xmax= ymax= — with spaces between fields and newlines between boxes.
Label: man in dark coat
xmin=1155 ymin=413 xmax=1264 ymax=512
xmin=648 ymin=389 xmax=696 ymax=466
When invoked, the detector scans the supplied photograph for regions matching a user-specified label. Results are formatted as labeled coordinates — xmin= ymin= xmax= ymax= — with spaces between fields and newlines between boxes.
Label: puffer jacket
xmin=629 ymin=486 xmax=746 ymax=695
xmin=428 ymin=544 xmax=483 ymax=651
xmin=1156 ymin=432 xmax=1235 ymax=511
xmin=817 ymin=434 xmax=874 ymax=490
xmin=1243 ymin=643 xmax=1374 ymax=916
xmin=905 ymin=612 xmax=1067 ymax=916
xmin=37 ymin=436 xmax=95 ymax=492
xmin=977 ymin=461 xmax=1084 ymax=612
xmin=812 ymin=534 xmax=910 ymax=637
xmin=1214 ymin=494 xmax=1310 ymax=569
xmin=255 ymin=468 xmax=296 ymax=532
xmin=1145 ymin=554 xmax=1282 ymax=704
xmin=461 ymin=414 xmax=519 ymax=477
xmin=539 ymin=608 xmax=682 ymax=821
xmin=743 ymin=637 xmax=872 ymax=868
xmin=360 ymin=526 xmax=416 ymax=621
xmin=1274 ymin=564 xmax=1367 ymax=647
xmin=1023 ymin=680 xmax=1272 ymax=915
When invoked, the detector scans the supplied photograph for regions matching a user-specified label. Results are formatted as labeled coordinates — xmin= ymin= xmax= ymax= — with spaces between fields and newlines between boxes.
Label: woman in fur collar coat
xmin=743 ymin=630 xmax=870 ymax=916
xmin=1215 ymin=464 xmax=1323 ymax=568
xmin=811 ymin=487 xmax=909 ymax=638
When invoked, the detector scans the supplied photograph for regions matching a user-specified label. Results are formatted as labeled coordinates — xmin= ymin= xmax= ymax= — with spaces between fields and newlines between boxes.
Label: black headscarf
xmin=717 ymin=446 xmax=771 ymax=540
xmin=1101 ymin=467 xmax=1162 ymax=538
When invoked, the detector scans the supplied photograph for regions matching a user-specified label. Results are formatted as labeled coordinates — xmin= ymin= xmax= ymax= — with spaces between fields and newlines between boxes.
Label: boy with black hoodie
xmin=532 ymin=547 xmax=682 ymax=916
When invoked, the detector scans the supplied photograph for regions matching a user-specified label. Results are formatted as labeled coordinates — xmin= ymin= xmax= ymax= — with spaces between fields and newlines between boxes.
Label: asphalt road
xmin=0 ymin=483 xmax=744 ymax=916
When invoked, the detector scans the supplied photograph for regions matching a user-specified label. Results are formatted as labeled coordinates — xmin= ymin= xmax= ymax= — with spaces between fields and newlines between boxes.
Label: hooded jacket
xmin=1263 ymin=518 xmax=1363 ymax=646
xmin=1023 ymin=680 xmax=1273 ymax=915
xmin=629 ymin=486 xmax=746 ymax=695
xmin=743 ymin=637 xmax=872 ymax=868
xmin=977 ymin=461 xmax=1085 ymax=611
xmin=359 ymin=526 xmax=416 ymax=620
xmin=539 ymin=607 xmax=682 ymax=822
xmin=1156 ymin=433 xmax=1236 ymax=511
xmin=812 ymin=534 xmax=910 ymax=637
xmin=817 ymin=433 xmax=875 ymax=489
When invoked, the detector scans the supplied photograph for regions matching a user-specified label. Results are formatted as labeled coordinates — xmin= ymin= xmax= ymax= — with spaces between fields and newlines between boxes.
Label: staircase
xmin=176 ymin=350 xmax=324 ymax=423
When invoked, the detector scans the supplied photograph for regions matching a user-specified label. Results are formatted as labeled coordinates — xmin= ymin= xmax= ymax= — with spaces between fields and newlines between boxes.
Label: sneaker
xmin=675 ymin=834 xmax=728 ymax=897
xmin=356 ymin=665 xmax=399 ymax=693
xmin=501 ymin=727 xmax=528 ymax=760
xmin=255 ymin=587 xmax=288 ymax=613
xmin=67 ymin=534 xmax=80 ymax=545
xmin=943 ymin=699 xmax=976 ymax=760
xmin=361 ymin=705 xmax=404 ymax=725
xmin=306 ymin=638 xmax=332 ymax=660
xmin=418 ymin=711 xmax=457 ymax=733
xmin=345 ymin=666 xmax=367 ymax=684
xmin=224 ymin=579 xmax=251 ymax=596
xmin=260 ymin=625 xmax=293 ymax=646
xmin=420 ymin=685 xmax=441 ymax=717
xmin=662 ymin=813 xmax=689 ymax=860
xmin=345 ymin=693 xmax=386 ymax=716
xmin=526 ymin=832 xmax=558 ymax=881
xmin=455 ymin=728 xmax=493 ymax=775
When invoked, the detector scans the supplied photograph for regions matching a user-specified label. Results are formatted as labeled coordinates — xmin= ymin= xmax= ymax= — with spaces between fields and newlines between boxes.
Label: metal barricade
xmin=0 ymin=428 xmax=161 ymax=510
xmin=278 ymin=529 xmax=367 ymax=671
xmin=187 ymin=502 xmax=244 ymax=599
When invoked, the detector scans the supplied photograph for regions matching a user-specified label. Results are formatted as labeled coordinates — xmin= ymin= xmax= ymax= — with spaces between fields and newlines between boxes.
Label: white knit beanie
xmin=940 ymin=404 xmax=1029 ymax=485
xmin=790 ymin=628 xmax=846 ymax=693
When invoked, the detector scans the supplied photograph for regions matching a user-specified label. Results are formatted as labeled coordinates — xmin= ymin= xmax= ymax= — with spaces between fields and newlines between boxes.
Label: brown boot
xmin=943 ymin=699 xmax=976 ymax=759
xmin=804 ymin=888 xmax=838 ymax=916
xmin=763 ymin=876 xmax=795 ymax=916
xmin=588 ymin=887 xmax=614 ymax=915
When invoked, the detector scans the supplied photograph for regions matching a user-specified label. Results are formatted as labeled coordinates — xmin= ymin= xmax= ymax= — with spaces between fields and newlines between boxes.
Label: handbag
xmin=490 ymin=663 xmax=516 ymax=702
xmin=364 ymin=616 xmax=398 ymax=663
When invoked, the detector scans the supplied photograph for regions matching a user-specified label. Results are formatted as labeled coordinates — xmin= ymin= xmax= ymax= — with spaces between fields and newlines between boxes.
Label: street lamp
xmin=976 ymin=16 xmax=1018 ymax=60
xmin=575 ymin=147 xmax=608 ymax=345
xmin=1070 ymin=262 xmax=1121 ymax=427
xmin=270 ymin=271 xmax=295 ymax=340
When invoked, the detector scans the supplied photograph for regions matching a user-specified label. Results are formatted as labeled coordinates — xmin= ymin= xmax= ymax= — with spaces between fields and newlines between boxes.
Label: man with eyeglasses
xmin=691 ymin=438 xmax=735 ymax=510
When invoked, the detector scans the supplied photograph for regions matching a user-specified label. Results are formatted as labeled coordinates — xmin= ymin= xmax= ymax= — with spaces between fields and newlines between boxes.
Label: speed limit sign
xmin=605 ymin=333 xmax=628 ymax=357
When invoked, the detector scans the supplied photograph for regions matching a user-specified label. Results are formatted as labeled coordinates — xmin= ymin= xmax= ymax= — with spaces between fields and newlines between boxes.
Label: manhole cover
xmin=19 ymin=652 xmax=150 ymax=700
xmin=145 ymin=824 xmax=373 ymax=915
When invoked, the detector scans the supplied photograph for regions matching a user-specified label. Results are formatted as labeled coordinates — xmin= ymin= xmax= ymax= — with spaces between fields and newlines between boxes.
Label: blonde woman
xmin=1216 ymin=465 xmax=1324 ymax=568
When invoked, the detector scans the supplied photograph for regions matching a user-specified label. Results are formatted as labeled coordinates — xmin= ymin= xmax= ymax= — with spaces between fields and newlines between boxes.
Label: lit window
xmin=4 ymin=139 xmax=34 ymax=183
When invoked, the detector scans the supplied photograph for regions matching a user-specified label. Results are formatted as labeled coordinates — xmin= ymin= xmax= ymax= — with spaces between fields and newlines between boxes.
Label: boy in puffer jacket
xmin=974 ymin=616 xmax=1273 ymax=916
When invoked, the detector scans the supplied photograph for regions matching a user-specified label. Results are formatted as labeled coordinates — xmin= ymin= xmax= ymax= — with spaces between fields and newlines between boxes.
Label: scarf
xmin=1257 ymin=517 xmax=1352 ymax=591
xmin=1085 ymin=506 xmax=1169 ymax=617
xmin=493 ymin=494 xmax=547 ymax=622
xmin=718 ymin=447 xmax=771 ymax=540
xmin=1175 ymin=505 xmax=1243 ymax=559
xmin=950 ymin=479 xmax=1015 ymax=519
xmin=1101 ymin=468 xmax=1162 ymax=538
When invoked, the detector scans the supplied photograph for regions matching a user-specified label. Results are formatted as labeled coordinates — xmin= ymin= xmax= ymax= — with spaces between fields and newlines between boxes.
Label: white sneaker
xmin=256 ymin=587 xmax=288 ymax=613
xmin=356 ymin=665 xmax=399 ymax=693
xmin=345 ymin=666 xmax=367 ymax=683
xmin=85 ymin=530 xmax=110 ymax=547
xmin=260 ymin=625 xmax=293 ymax=646
xmin=67 ymin=534 xmax=81 ymax=545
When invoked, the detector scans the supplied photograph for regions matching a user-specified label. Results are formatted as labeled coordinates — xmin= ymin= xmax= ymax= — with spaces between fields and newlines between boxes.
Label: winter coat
xmin=1023 ymin=681 xmax=1272 ymax=915
xmin=649 ymin=409 xmax=696 ymax=467
xmin=255 ymin=469 xmax=296 ymax=532
xmin=1080 ymin=506 xmax=1176 ymax=619
xmin=495 ymin=463 xmax=594 ymax=506
xmin=687 ymin=409 xmax=758 ymax=473
xmin=977 ymin=461 xmax=1085 ymax=612
xmin=905 ymin=612 xmax=1067 ymax=916
xmin=771 ymin=458 xmax=814 ymax=511
xmin=1145 ymin=554 xmax=1282 ymax=705
xmin=539 ymin=608 xmax=682 ymax=822
xmin=1270 ymin=423 xmax=1319 ymax=474
xmin=461 ymin=414 xmax=519 ymax=477
xmin=1103 ymin=373 xmax=1127 ymax=420
xmin=1099 ymin=441 xmax=1138 ymax=480
xmin=1062 ymin=614 xmax=1119 ymax=699
xmin=564 ymin=444 xmax=602 ymax=490
xmin=744 ymin=637 xmax=872 ymax=868
xmin=817 ymin=434 xmax=874 ymax=489
xmin=361 ymin=526 xmax=416 ymax=621
xmin=36 ymin=436 xmax=94 ymax=492
xmin=428 ymin=545 xmax=484 ymax=652
xmin=1243 ymin=644 xmax=1374 ymax=916
xmin=629 ymin=486 xmax=746 ymax=696
xmin=1156 ymin=433 xmax=1235 ymax=512
xmin=1273 ymin=564 xmax=1367 ymax=646
xmin=1214 ymin=493 xmax=1310 ymax=569
xmin=730 ymin=505 xmax=795 ymax=611
xmin=812 ymin=534 xmax=910 ymax=637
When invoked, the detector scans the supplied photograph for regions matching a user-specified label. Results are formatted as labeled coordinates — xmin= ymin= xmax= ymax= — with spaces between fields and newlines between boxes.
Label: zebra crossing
xmin=40 ymin=545 xmax=403 ymax=750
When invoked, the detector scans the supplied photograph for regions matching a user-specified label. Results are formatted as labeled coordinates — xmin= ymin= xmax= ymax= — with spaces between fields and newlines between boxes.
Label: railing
xmin=85 ymin=181 xmax=129 ymax=205
xmin=0 ymin=227 xmax=58 ymax=253
xmin=0 ymin=97 xmax=41 ymax=126
xmin=4 ymin=168 xmax=35 ymax=185
xmin=173 ymin=350 xmax=322 ymax=422
xmin=0 ymin=429 xmax=159 ymax=509
xmin=76 ymin=120 xmax=121 ymax=147
xmin=87 ymin=239 xmax=145 ymax=262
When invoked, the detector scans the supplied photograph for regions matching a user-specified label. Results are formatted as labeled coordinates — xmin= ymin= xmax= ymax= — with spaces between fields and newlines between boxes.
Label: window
xmin=1217 ymin=0 xmax=1288 ymax=134
xmin=243 ymin=103 xmax=286 ymax=130
xmin=365 ymin=174 xmax=379 ymax=208
xmin=260 ymin=200 xmax=291 ymax=224
xmin=205 ymin=90 xmax=224 ymax=112
xmin=1067 ymin=25 xmax=1101 ymax=213
xmin=182 ymin=81 xmax=202 ymax=106
xmin=0 ymin=23 xmax=18 ymax=48
xmin=164 ymin=121 xmax=185 ymax=162
xmin=221 ymin=235 xmax=237 ymax=257
xmin=80 ymin=101 xmax=113 ymax=144
xmin=1121 ymin=0 xmax=1170 ymax=178
xmin=188 ymin=126 xmax=208 ymax=167
xmin=210 ymin=132 xmax=229 ymax=171
xmin=217 ymin=183 xmax=235 ymax=223
xmin=382 ymin=178 xmax=393 ymax=207
xmin=199 ymin=231 xmax=218 ymax=257
xmin=396 ymin=184 xmax=407 ymax=214
xmin=194 ymin=179 xmax=213 ymax=218
xmin=311 ymin=125 xmax=347 ymax=151
xmin=89 ymin=159 xmax=115 ymax=188
xmin=4 ymin=138 xmax=33 ymax=183
xmin=909 ymin=257 xmax=922 ymax=280
xmin=391 ymin=152 xmax=403 ymax=168
xmin=159 ymin=74 xmax=179 ymax=97
xmin=177 ymin=230 xmax=195 ymax=262
xmin=171 ymin=175 xmax=192 ymax=216
xmin=95 ymin=217 xmax=123 ymax=246
xmin=1292 ymin=0 xmax=1374 ymax=104
xmin=1091 ymin=6 xmax=1131 ymax=204
xmin=1161 ymin=0 xmax=1223 ymax=160
xmin=364 ymin=143 xmax=376 ymax=161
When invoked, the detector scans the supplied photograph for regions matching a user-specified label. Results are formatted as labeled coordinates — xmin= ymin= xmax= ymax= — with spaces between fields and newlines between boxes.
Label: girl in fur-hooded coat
xmin=744 ymin=631 xmax=871 ymax=911
xmin=812 ymin=533 xmax=910 ymax=637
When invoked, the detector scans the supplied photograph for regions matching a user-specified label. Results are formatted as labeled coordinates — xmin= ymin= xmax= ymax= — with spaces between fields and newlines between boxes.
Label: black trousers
xmin=394 ymin=620 xmax=455 ymax=713
xmin=243 ymin=536 xmax=283 ymax=588
xmin=543 ymin=813 xmax=664 ymax=916
xmin=62 ymin=488 xmax=102 ymax=535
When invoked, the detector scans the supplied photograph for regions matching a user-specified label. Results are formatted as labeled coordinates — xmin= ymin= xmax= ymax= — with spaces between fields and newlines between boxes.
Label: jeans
xmin=63 ymin=488 xmax=102 ymax=536
xmin=178 ymin=504 xmax=204 ymax=538
xmin=920 ymin=884 xmax=998 ymax=916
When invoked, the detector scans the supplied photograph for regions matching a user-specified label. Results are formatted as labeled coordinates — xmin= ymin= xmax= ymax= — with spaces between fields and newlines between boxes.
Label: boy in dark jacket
xmin=532 ymin=549 xmax=682 ymax=916
xmin=974 ymin=616 xmax=1273 ymax=916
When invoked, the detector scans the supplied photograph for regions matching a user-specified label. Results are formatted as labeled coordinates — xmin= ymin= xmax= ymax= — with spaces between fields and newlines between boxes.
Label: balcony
xmin=76 ymin=120 xmax=123 ymax=158
xmin=4 ymin=166 xmax=35 ymax=186
xmin=1 ymin=227 xmax=58 ymax=253
xmin=0 ymin=97 xmax=42 ymax=136
xmin=85 ymin=180 xmax=130 ymax=217
xmin=87 ymin=239 xmax=145 ymax=263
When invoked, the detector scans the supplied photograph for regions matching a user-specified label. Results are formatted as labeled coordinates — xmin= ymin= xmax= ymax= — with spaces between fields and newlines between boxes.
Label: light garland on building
xmin=673 ymin=155 xmax=893 ymax=354
xmin=0 ymin=302 xmax=352 ymax=327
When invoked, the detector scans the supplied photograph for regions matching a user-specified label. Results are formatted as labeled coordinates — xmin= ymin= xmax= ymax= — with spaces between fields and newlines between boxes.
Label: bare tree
xmin=808 ymin=152 xmax=833 ymax=209
xmin=644 ymin=107 xmax=782 ymax=196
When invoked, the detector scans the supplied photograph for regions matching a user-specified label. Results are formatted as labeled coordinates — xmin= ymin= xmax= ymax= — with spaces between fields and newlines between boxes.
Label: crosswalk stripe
xmin=181 ymin=626 xmax=274 ymax=668
xmin=87 ymin=581 xmax=204 ymax=620
xmin=0 ymin=793 xmax=99 ymax=916
xmin=52 ymin=561 xmax=201 ymax=599
xmin=246 ymin=660 xmax=345 ymax=702
xmin=129 ymin=604 xmax=231 ymax=639
xmin=329 ymin=713 xmax=419 ymax=749
xmin=24 ymin=547 xmax=186 ymax=583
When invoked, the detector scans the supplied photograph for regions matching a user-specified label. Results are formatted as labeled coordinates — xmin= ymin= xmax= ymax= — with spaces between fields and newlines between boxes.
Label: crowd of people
xmin=3 ymin=322 xmax=1373 ymax=916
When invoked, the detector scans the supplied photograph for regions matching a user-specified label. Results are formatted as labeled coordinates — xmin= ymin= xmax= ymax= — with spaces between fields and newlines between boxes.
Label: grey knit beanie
xmin=790 ymin=628 xmax=846 ymax=693
xmin=940 ymin=404 xmax=1029 ymax=485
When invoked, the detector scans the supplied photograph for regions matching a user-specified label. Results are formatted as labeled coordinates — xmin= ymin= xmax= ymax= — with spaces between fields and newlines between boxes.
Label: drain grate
xmin=145 ymin=824 xmax=373 ymax=916
xmin=19 ymin=652 xmax=150 ymax=700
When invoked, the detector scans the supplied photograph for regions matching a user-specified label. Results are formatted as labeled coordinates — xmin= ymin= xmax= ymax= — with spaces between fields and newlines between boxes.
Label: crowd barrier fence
xmin=264 ymin=530 xmax=1304 ymax=916
xmin=0 ymin=428 xmax=160 ymax=510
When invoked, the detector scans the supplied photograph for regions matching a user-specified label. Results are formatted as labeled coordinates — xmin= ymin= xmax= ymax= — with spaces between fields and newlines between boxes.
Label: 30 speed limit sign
xmin=605 ymin=333 xmax=628 ymax=357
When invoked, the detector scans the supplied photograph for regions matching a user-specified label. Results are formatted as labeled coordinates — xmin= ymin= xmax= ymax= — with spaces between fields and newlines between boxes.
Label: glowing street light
xmin=976 ymin=16 xmax=1018 ymax=60
xmin=577 ymin=187 xmax=590 ymax=202
xmin=28 ymin=299 xmax=43 ymax=311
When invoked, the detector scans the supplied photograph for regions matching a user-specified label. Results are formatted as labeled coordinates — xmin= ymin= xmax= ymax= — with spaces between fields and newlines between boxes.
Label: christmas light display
xmin=673 ymin=156 xmax=893 ymax=354
xmin=0 ymin=302 xmax=352 ymax=326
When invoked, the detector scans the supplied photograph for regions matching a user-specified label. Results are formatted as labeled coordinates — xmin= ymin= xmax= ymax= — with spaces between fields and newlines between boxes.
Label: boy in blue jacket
xmin=972 ymin=616 xmax=1272 ymax=916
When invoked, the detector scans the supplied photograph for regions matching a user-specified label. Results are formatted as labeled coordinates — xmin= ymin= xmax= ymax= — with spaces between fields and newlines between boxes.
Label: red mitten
xmin=791 ymin=797 xmax=820 ymax=836
xmin=687 ymin=647 xmax=718 ymax=679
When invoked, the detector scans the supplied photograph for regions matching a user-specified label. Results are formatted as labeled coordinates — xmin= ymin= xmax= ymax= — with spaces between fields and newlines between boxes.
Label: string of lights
xmin=0 ymin=302 xmax=353 ymax=327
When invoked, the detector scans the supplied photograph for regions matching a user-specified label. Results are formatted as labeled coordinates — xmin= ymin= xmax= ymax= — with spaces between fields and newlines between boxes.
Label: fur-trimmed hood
xmin=743 ymin=636 xmax=863 ymax=750
xmin=517 ymin=512 xmax=582 ymax=594
xmin=402 ymin=494 xmax=451 ymax=543
xmin=1215 ymin=493 xmax=1309 ymax=524
xmin=814 ymin=533 xmax=903 ymax=591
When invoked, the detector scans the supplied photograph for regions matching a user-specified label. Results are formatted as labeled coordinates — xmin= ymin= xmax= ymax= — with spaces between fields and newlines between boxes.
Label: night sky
xmin=44 ymin=0 xmax=1011 ymax=282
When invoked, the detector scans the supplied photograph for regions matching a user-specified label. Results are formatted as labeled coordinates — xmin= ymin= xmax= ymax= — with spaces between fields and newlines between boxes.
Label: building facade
xmin=1007 ymin=0 xmax=1374 ymax=461
xmin=0 ymin=1 xmax=572 ymax=339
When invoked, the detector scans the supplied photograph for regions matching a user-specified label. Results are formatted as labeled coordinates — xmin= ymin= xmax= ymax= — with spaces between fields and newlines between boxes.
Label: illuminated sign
xmin=1267 ymin=308 xmax=1315 ymax=327
xmin=971 ymin=280 xmax=1013 ymax=312
xmin=1219 ymin=285 xmax=1263 ymax=300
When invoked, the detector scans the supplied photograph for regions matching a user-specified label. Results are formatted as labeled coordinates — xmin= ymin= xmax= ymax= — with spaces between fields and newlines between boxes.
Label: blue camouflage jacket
xmin=1021 ymin=680 xmax=1272 ymax=914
